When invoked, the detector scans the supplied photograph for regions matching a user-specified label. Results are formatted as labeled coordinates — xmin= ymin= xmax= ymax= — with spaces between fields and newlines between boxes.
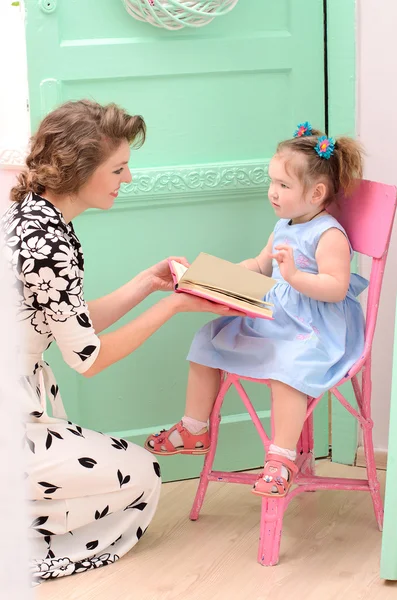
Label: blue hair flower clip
xmin=315 ymin=136 xmax=336 ymax=160
xmin=294 ymin=121 xmax=313 ymax=138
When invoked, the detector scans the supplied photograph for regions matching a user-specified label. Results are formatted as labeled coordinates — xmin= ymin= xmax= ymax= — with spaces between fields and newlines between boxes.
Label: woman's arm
xmin=240 ymin=233 xmax=274 ymax=276
xmin=83 ymin=294 xmax=242 ymax=377
xmin=87 ymin=271 xmax=152 ymax=334
xmin=272 ymin=229 xmax=351 ymax=302
xmin=22 ymin=230 xmax=239 ymax=377
xmin=87 ymin=256 xmax=189 ymax=333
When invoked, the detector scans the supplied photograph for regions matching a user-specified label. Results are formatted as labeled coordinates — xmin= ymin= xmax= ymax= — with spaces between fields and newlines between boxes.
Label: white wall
xmin=0 ymin=5 xmax=31 ymax=595
xmin=0 ymin=2 xmax=29 ymax=158
xmin=357 ymin=0 xmax=397 ymax=450
xmin=0 ymin=1 xmax=29 ymax=214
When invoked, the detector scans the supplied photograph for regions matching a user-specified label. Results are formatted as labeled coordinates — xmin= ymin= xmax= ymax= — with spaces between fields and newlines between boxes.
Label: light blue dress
xmin=187 ymin=215 xmax=367 ymax=398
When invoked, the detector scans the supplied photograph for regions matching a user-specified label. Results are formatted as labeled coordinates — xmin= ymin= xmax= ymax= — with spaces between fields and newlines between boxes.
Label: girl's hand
xmin=146 ymin=257 xmax=190 ymax=293
xmin=270 ymin=244 xmax=298 ymax=283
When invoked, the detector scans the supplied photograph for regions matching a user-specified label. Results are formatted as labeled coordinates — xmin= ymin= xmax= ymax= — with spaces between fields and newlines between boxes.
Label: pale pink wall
xmin=357 ymin=0 xmax=397 ymax=450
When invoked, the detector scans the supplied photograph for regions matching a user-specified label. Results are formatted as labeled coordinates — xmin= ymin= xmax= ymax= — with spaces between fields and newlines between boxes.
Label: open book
xmin=169 ymin=253 xmax=276 ymax=320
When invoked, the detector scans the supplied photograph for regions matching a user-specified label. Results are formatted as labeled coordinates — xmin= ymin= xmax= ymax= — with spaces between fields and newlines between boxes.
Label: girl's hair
xmin=11 ymin=99 xmax=146 ymax=203
xmin=277 ymin=128 xmax=363 ymax=205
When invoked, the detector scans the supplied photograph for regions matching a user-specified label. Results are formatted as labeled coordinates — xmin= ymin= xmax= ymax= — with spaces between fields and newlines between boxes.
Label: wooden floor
xmin=36 ymin=461 xmax=397 ymax=600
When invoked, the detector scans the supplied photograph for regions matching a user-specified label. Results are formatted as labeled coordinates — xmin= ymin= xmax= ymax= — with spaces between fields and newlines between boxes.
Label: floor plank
xmin=36 ymin=461 xmax=397 ymax=600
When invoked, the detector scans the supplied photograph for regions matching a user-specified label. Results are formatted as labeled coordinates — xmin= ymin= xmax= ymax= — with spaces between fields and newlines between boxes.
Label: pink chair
xmin=190 ymin=180 xmax=397 ymax=566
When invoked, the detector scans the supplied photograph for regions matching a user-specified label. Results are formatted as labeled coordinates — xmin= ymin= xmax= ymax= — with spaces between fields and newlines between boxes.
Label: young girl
xmin=145 ymin=122 xmax=367 ymax=497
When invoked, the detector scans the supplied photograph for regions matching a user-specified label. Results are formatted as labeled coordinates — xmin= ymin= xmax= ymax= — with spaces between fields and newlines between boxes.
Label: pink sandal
xmin=144 ymin=421 xmax=210 ymax=456
xmin=252 ymin=453 xmax=299 ymax=498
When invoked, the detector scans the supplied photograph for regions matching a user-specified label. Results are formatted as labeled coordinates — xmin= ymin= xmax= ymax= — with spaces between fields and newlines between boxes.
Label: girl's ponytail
xmin=333 ymin=136 xmax=364 ymax=197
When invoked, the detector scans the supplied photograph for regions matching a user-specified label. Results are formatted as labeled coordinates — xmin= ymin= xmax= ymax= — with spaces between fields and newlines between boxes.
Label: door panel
xmin=25 ymin=0 xmax=328 ymax=481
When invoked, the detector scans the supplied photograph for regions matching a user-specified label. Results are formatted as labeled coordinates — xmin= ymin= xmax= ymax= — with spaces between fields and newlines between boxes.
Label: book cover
xmin=169 ymin=253 xmax=275 ymax=320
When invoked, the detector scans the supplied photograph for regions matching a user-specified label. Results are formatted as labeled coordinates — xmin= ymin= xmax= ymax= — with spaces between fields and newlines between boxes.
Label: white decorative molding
xmin=75 ymin=160 xmax=270 ymax=214
xmin=0 ymin=153 xmax=271 ymax=209
xmin=109 ymin=160 xmax=270 ymax=210
xmin=123 ymin=160 xmax=269 ymax=197
xmin=0 ymin=146 xmax=28 ymax=169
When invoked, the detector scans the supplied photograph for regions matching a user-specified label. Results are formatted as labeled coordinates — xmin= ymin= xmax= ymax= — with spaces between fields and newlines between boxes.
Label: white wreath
xmin=123 ymin=0 xmax=239 ymax=31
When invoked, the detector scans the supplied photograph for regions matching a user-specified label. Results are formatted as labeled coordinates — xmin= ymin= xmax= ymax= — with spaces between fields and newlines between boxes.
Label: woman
xmin=0 ymin=99 xmax=237 ymax=584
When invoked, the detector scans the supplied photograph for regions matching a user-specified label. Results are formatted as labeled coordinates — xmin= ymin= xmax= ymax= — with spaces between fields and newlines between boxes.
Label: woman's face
xmin=77 ymin=139 xmax=132 ymax=211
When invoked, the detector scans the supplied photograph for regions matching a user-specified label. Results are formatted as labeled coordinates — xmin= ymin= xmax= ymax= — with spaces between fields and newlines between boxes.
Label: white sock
xmin=167 ymin=416 xmax=208 ymax=449
xmin=268 ymin=444 xmax=296 ymax=481
xmin=182 ymin=416 xmax=208 ymax=434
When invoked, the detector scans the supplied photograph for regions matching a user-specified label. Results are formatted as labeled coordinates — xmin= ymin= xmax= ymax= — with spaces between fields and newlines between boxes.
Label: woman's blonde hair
xmin=277 ymin=128 xmax=364 ymax=205
xmin=11 ymin=99 xmax=146 ymax=203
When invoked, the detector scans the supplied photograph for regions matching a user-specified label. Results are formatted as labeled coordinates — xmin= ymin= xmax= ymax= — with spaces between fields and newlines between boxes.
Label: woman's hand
xmin=146 ymin=256 xmax=190 ymax=293
xmin=270 ymin=244 xmax=298 ymax=283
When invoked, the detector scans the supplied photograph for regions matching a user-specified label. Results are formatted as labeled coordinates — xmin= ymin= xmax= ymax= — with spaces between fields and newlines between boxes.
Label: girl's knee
xmin=189 ymin=362 xmax=219 ymax=375
xmin=270 ymin=380 xmax=302 ymax=394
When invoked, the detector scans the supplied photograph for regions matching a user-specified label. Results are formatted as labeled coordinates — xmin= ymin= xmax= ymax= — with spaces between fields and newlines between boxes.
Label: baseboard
xmin=355 ymin=446 xmax=388 ymax=470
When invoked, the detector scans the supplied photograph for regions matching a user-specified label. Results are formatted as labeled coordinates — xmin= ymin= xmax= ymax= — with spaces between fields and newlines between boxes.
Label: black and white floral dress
xmin=1 ymin=193 xmax=161 ymax=585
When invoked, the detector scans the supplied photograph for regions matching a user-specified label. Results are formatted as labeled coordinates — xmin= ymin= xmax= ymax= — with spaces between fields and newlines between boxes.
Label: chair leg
xmin=258 ymin=497 xmax=287 ymax=566
xmin=362 ymin=426 xmax=384 ymax=531
xmin=361 ymin=360 xmax=384 ymax=531
xmin=258 ymin=396 xmax=315 ymax=566
xmin=190 ymin=375 xmax=232 ymax=521
xmin=297 ymin=408 xmax=315 ymax=477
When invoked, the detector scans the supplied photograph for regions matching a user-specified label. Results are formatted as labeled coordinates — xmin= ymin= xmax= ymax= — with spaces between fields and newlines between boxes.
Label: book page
xmin=178 ymin=282 xmax=273 ymax=319
xmin=193 ymin=283 xmax=273 ymax=307
xmin=170 ymin=260 xmax=188 ymax=284
xmin=181 ymin=253 xmax=276 ymax=301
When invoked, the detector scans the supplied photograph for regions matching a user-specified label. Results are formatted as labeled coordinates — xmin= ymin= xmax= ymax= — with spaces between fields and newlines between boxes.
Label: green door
xmin=25 ymin=0 xmax=329 ymax=481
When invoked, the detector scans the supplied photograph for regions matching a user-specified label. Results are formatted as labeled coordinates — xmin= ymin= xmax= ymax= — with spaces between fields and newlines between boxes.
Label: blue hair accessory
xmin=294 ymin=121 xmax=313 ymax=138
xmin=315 ymin=136 xmax=336 ymax=160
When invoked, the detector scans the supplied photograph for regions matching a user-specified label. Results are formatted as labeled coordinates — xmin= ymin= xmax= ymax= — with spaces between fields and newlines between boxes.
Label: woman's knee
xmin=126 ymin=442 xmax=162 ymax=490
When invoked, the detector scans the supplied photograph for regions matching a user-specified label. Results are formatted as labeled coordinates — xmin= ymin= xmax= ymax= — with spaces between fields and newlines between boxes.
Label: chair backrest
xmin=327 ymin=180 xmax=397 ymax=259
xmin=328 ymin=180 xmax=397 ymax=366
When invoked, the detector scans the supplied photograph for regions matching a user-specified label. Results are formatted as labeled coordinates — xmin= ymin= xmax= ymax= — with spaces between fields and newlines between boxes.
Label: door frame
xmin=326 ymin=0 xmax=358 ymax=465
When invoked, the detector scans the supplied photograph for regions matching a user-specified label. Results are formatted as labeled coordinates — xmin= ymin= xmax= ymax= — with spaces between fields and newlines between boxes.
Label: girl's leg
xmin=253 ymin=381 xmax=307 ymax=495
xmin=184 ymin=362 xmax=221 ymax=422
xmin=167 ymin=363 xmax=220 ymax=446
xmin=146 ymin=362 xmax=220 ymax=453
xmin=270 ymin=380 xmax=308 ymax=450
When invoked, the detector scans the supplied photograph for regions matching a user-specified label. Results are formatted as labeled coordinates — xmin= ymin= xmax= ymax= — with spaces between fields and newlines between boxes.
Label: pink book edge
xmin=168 ymin=258 xmax=273 ymax=321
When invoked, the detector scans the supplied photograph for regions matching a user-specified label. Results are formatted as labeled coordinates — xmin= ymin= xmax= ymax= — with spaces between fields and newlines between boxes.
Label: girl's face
xmin=76 ymin=139 xmax=132 ymax=211
xmin=268 ymin=152 xmax=325 ymax=223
